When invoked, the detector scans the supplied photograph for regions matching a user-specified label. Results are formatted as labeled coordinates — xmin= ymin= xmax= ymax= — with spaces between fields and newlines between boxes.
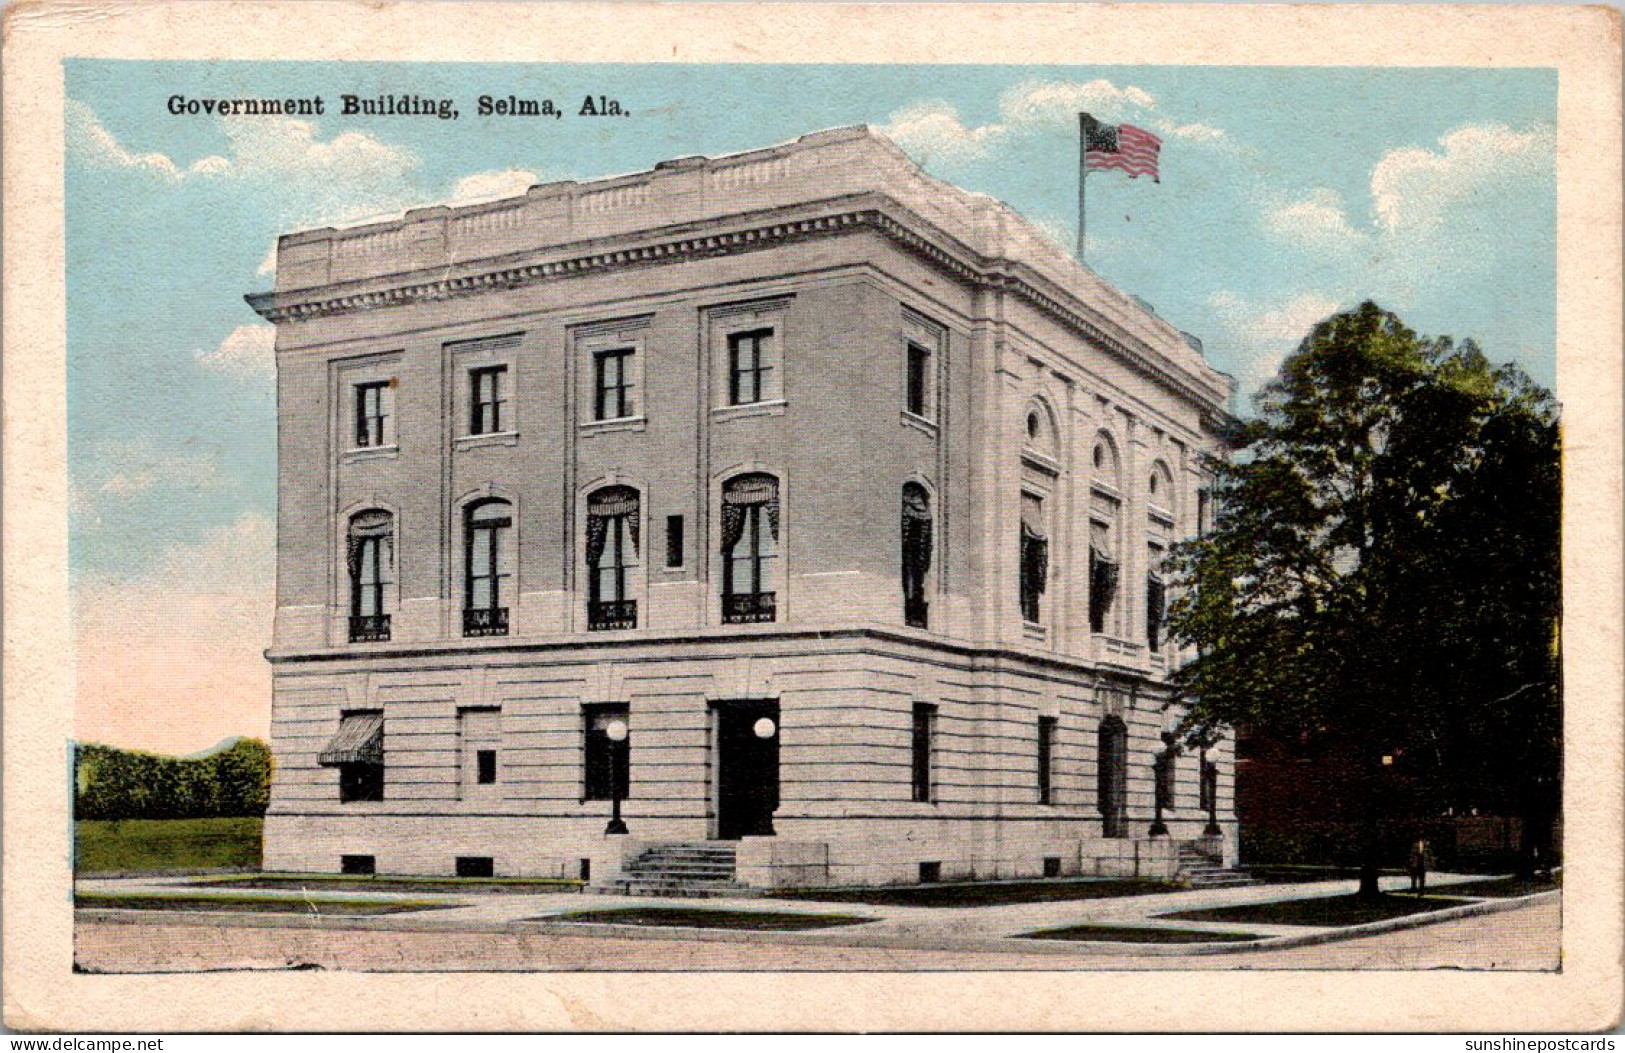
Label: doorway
xmin=1098 ymin=715 xmax=1128 ymax=838
xmin=714 ymin=700 xmax=780 ymax=840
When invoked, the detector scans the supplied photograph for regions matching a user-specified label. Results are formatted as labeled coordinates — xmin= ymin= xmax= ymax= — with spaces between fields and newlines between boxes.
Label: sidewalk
xmin=75 ymin=870 xmax=1544 ymax=956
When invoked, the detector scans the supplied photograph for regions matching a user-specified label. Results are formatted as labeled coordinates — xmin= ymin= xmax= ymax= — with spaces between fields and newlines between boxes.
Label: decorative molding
xmin=247 ymin=201 xmax=1227 ymax=413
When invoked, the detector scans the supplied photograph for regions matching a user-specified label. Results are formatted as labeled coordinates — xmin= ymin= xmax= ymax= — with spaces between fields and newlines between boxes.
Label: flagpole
xmin=1077 ymin=112 xmax=1088 ymax=261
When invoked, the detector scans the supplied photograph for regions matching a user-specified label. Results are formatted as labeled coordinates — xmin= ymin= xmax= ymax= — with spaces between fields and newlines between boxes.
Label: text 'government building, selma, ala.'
xmin=246 ymin=125 xmax=1240 ymax=891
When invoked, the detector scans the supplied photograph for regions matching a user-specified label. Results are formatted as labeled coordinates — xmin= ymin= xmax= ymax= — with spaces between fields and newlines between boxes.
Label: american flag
xmin=1081 ymin=113 xmax=1162 ymax=183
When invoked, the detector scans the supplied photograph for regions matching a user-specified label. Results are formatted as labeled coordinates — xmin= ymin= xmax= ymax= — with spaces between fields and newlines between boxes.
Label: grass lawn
xmin=73 ymin=891 xmax=445 ymax=916
xmin=539 ymin=907 xmax=872 ymax=931
xmin=1020 ymin=924 xmax=1263 ymax=945
xmin=196 ymin=874 xmax=584 ymax=895
xmin=1432 ymin=874 xmax=1561 ymax=898
xmin=1159 ymin=892 xmax=1474 ymax=928
xmin=74 ymin=818 xmax=261 ymax=874
xmin=768 ymin=878 xmax=1181 ymax=909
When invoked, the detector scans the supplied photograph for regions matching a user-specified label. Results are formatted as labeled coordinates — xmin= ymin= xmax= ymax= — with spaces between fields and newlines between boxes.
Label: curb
xmin=74 ymin=889 xmax=1559 ymax=960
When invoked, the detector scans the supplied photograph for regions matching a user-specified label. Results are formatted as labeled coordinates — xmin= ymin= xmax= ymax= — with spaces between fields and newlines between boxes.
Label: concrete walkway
xmin=74 ymin=871 xmax=1540 ymax=956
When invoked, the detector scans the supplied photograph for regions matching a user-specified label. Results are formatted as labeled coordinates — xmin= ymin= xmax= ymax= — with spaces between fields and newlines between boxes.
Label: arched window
xmin=586 ymin=486 xmax=640 ymax=630
xmin=1024 ymin=400 xmax=1058 ymax=458
xmin=721 ymin=473 xmax=779 ymax=623
xmin=1090 ymin=434 xmax=1122 ymax=635
xmin=346 ymin=510 xmax=393 ymax=642
xmin=1147 ymin=460 xmax=1173 ymax=651
xmin=464 ymin=499 xmax=512 ymax=636
xmin=901 ymin=483 xmax=933 ymax=629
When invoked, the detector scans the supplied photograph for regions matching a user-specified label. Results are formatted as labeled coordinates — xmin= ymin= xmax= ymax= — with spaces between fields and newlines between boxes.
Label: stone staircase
xmin=590 ymin=842 xmax=763 ymax=898
xmin=1176 ymin=840 xmax=1260 ymax=889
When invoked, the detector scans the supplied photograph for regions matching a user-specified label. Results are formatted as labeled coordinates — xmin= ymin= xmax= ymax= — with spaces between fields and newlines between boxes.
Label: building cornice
xmin=247 ymin=196 xmax=1229 ymax=412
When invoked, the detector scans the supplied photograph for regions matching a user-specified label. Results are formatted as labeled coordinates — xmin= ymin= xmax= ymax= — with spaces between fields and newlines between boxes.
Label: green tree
xmin=1166 ymin=302 xmax=1560 ymax=898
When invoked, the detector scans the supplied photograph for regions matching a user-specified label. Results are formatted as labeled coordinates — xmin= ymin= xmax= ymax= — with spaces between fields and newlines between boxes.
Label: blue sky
xmin=65 ymin=60 xmax=1556 ymax=750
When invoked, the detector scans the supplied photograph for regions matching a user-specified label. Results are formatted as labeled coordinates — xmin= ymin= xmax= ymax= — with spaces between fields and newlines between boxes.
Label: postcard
xmin=3 ymin=0 xmax=1620 ymax=1034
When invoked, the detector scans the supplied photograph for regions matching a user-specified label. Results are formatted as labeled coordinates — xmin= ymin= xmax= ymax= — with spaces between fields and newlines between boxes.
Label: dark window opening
xmin=476 ymin=749 xmax=497 ymax=785
xmin=456 ymin=856 xmax=495 ymax=878
xmin=1199 ymin=752 xmax=1218 ymax=813
xmin=919 ymin=861 xmax=942 ymax=884
xmin=1020 ymin=494 xmax=1048 ymax=624
xmin=722 ymin=474 xmax=779 ymax=623
xmin=1155 ymin=747 xmax=1177 ymax=814
xmin=354 ymin=381 xmax=388 ymax=448
xmin=1089 ymin=522 xmax=1119 ymax=635
xmin=665 ymin=514 xmax=685 ymax=568
xmin=911 ymin=703 xmax=936 ymax=803
xmin=469 ymin=365 xmax=507 ymax=435
xmin=579 ymin=858 xmax=592 ymax=882
xmin=583 ymin=704 xmax=630 ymax=801
xmin=464 ymin=499 xmax=512 ymax=636
xmin=340 ymin=854 xmax=376 ymax=875
xmin=339 ymin=762 xmax=384 ymax=803
xmin=727 ymin=328 xmax=774 ymax=405
xmin=906 ymin=341 xmax=931 ymax=417
xmin=347 ymin=510 xmax=393 ymax=642
xmin=1043 ymin=856 xmax=1062 ymax=878
xmin=1037 ymin=716 xmax=1057 ymax=804
xmin=1146 ymin=566 xmax=1166 ymax=652
xmin=587 ymin=487 xmax=639 ymax=630
xmin=593 ymin=348 xmax=636 ymax=420
xmin=902 ymin=483 xmax=932 ymax=629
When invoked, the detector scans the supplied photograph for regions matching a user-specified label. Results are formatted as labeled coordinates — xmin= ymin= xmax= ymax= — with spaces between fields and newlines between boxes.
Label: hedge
xmin=73 ymin=738 xmax=272 ymax=820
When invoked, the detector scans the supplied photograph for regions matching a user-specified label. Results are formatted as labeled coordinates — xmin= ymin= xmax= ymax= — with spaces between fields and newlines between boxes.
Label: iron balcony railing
xmin=463 ymin=606 xmax=509 ymax=637
xmin=348 ymin=613 xmax=391 ymax=643
xmin=722 ymin=590 xmax=776 ymax=624
xmin=588 ymin=599 xmax=638 ymax=630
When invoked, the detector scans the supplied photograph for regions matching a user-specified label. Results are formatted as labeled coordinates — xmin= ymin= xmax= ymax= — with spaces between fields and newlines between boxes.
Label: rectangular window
xmin=727 ymin=328 xmax=775 ymax=405
xmin=339 ymin=762 xmax=384 ymax=803
xmin=666 ymin=514 xmax=684 ymax=568
xmin=1020 ymin=493 xmax=1048 ymax=624
xmin=911 ymin=703 xmax=936 ymax=803
xmin=583 ymin=704 xmax=630 ymax=801
xmin=906 ymin=341 xmax=931 ymax=418
xmin=469 ymin=365 xmax=507 ymax=435
xmin=354 ymin=381 xmax=390 ymax=448
xmin=1037 ymin=717 xmax=1057 ymax=804
xmin=476 ymin=749 xmax=497 ymax=785
xmin=456 ymin=856 xmax=495 ymax=878
xmin=593 ymin=348 xmax=636 ymax=420
xmin=340 ymin=854 xmax=376 ymax=875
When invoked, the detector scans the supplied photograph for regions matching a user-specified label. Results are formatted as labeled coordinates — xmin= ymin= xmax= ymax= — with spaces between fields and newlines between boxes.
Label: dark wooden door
xmin=716 ymin=701 xmax=779 ymax=840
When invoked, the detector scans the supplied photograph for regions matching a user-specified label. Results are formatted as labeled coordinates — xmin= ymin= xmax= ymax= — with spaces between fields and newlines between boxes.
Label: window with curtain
xmin=1019 ymin=492 xmax=1048 ymax=624
xmin=902 ymin=483 xmax=933 ymax=628
xmin=464 ymin=499 xmax=512 ymax=636
xmin=1089 ymin=517 xmax=1119 ymax=634
xmin=586 ymin=486 xmax=639 ymax=630
xmin=346 ymin=510 xmax=393 ymax=642
xmin=1146 ymin=542 xmax=1167 ymax=652
xmin=721 ymin=473 xmax=779 ymax=623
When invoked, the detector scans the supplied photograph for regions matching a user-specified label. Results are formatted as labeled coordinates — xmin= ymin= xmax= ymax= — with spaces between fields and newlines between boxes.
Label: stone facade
xmin=249 ymin=125 xmax=1238 ymax=887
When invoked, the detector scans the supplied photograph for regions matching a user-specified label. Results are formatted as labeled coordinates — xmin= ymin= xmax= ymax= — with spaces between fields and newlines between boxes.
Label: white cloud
xmin=1210 ymin=290 xmax=1345 ymax=395
xmin=447 ymin=168 xmax=542 ymax=205
xmin=1264 ymin=188 xmax=1367 ymax=249
xmin=255 ymin=242 xmax=279 ymax=278
xmin=73 ymin=439 xmax=226 ymax=514
xmin=880 ymin=77 xmax=1225 ymax=165
xmin=1371 ymin=123 xmax=1555 ymax=235
xmin=74 ymin=513 xmax=275 ymax=753
xmin=195 ymin=323 xmax=276 ymax=379
xmin=66 ymin=99 xmax=229 ymax=179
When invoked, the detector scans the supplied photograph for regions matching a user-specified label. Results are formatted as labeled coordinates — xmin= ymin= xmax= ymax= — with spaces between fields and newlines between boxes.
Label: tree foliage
xmin=74 ymin=738 xmax=273 ymax=820
xmin=1165 ymin=302 xmax=1560 ymax=879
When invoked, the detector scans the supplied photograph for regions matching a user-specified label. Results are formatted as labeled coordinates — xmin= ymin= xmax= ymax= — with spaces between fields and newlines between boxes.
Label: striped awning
xmin=318 ymin=712 xmax=383 ymax=766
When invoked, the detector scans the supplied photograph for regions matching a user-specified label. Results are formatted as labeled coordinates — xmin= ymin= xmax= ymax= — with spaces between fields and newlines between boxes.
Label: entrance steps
xmin=1176 ymin=841 xmax=1261 ymax=889
xmin=589 ymin=842 xmax=764 ymax=898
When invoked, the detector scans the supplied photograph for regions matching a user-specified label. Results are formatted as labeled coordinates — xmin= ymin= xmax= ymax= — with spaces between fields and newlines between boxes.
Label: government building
xmin=247 ymin=125 xmax=1239 ymax=890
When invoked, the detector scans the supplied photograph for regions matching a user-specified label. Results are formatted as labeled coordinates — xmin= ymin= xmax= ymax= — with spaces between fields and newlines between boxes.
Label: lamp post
xmin=604 ymin=717 xmax=629 ymax=835
xmin=1203 ymin=735 xmax=1223 ymax=837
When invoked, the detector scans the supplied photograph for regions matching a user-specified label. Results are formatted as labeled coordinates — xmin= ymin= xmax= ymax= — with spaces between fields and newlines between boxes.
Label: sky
xmin=65 ymin=60 xmax=1557 ymax=753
